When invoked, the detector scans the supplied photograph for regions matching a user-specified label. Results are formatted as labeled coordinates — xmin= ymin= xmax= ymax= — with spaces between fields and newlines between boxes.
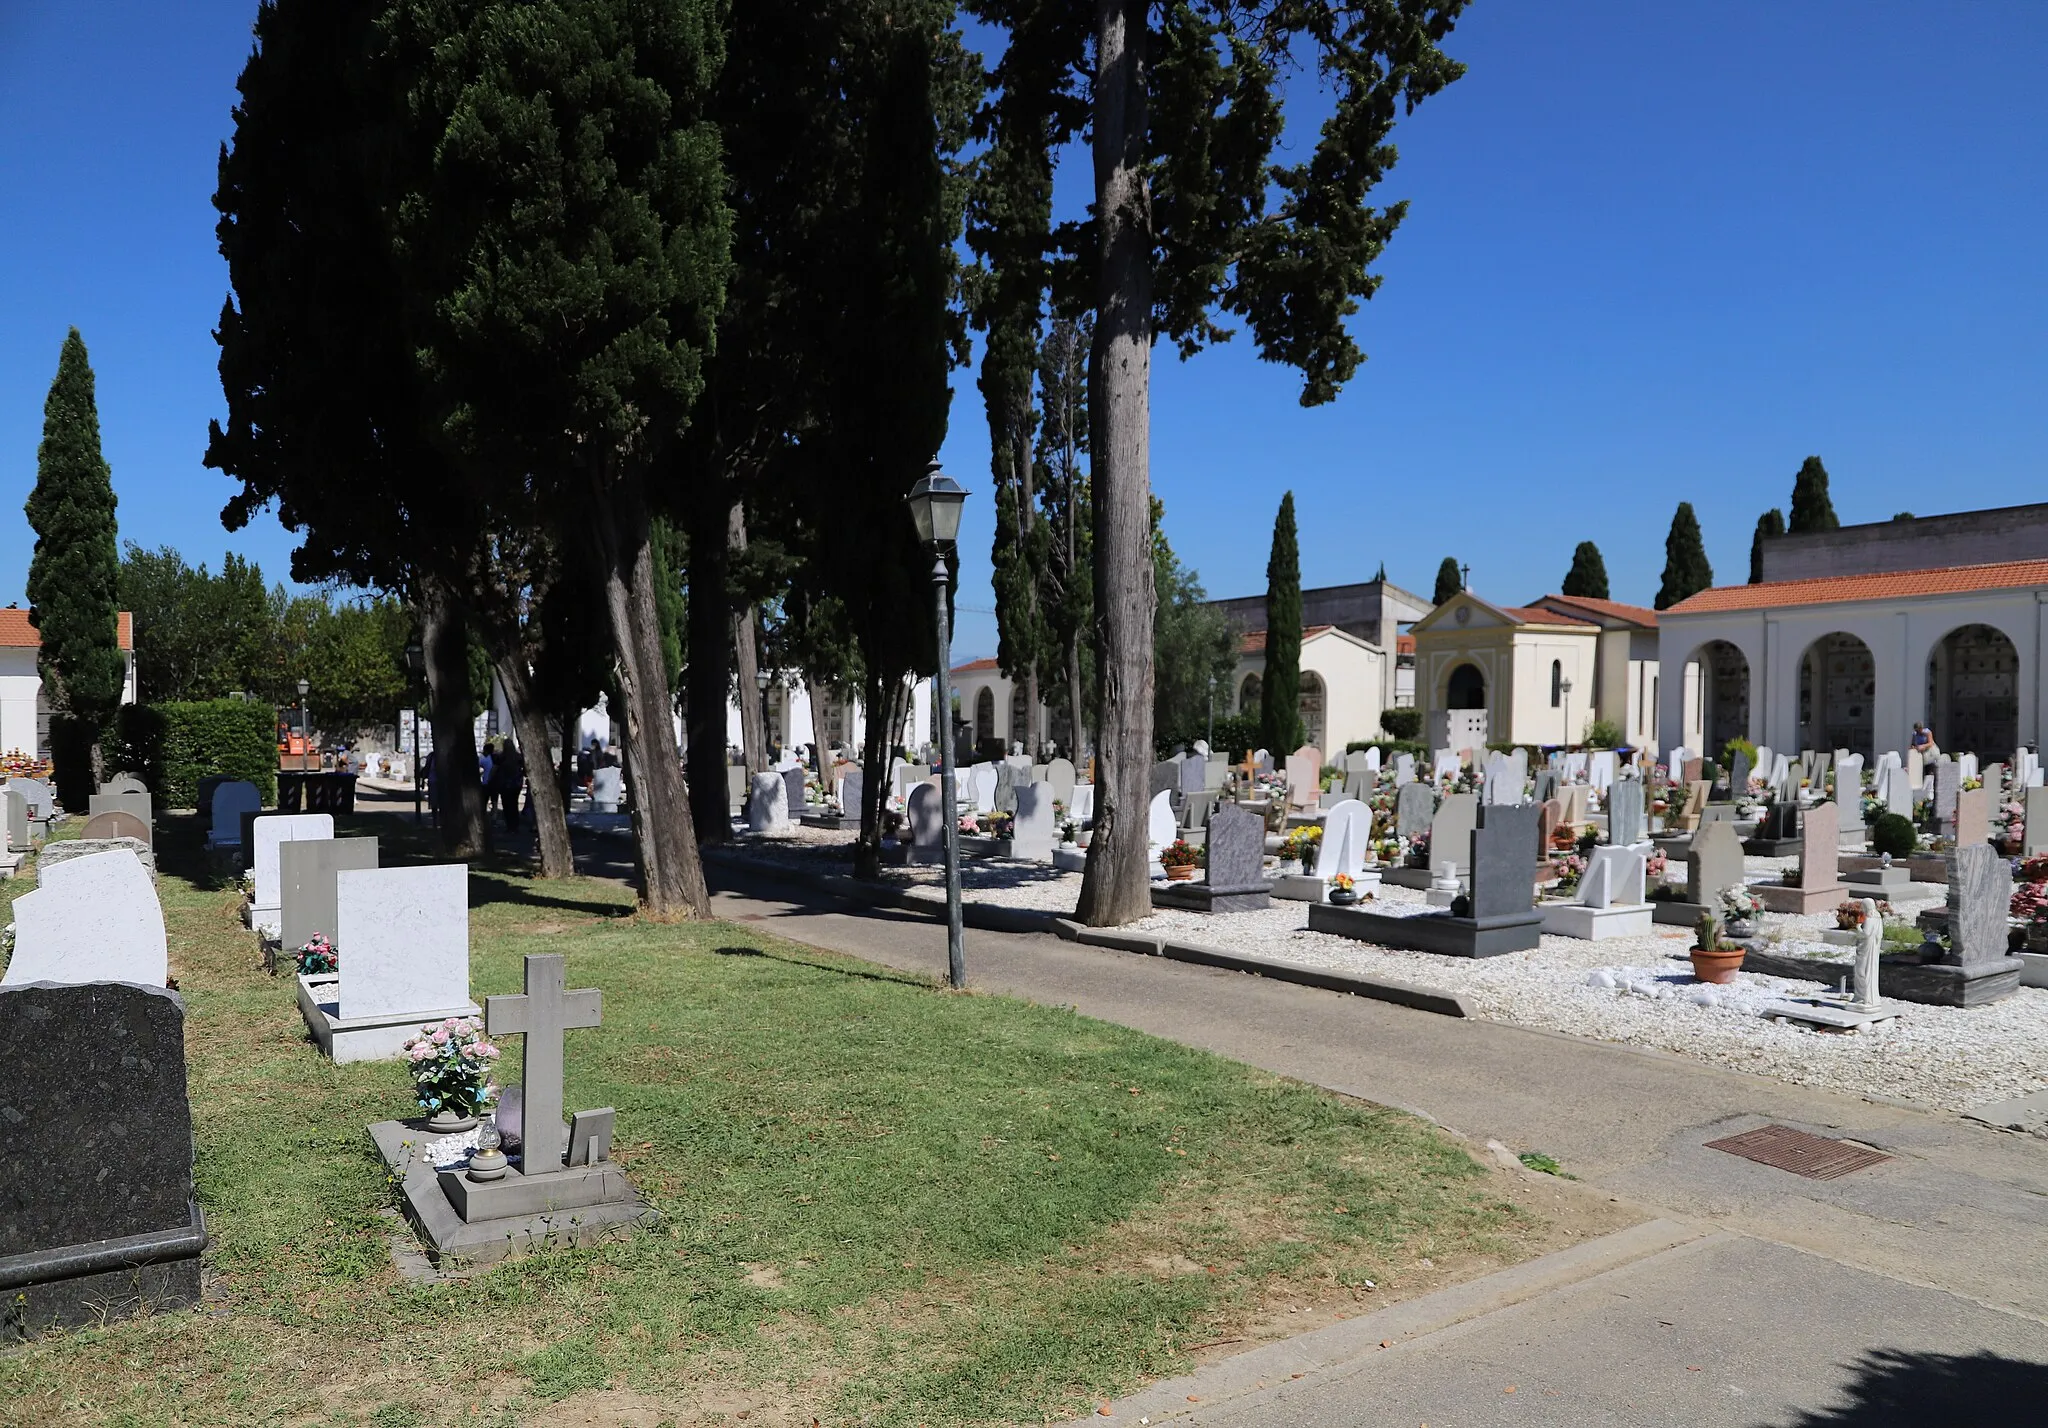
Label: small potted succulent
xmin=1160 ymin=839 xmax=1200 ymax=881
xmin=1327 ymin=871 xmax=1361 ymax=906
xmin=1689 ymin=911 xmax=1746 ymax=985
xmin=1718 ymin=884 xmax=1763 ymax=939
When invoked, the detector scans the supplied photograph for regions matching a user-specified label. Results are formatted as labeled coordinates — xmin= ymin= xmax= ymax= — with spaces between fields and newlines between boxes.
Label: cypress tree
xmin=1749 ymin=507 xmax=1785 ymax=583
xmin=26 ymin=328 xmax=124 ymax=799
xmin=1788 ymin=455 xmax=1839 ymax=533
xmin=1561 ymin=541 xmax=1609 ymax=599
xmin=1259 ymin=491 xmax=1304 ymax=753
xmin=1432 ymin=556 xmax=1463 ymax=606
xmin=1655 ymin=502 xmax=1713 ymax=610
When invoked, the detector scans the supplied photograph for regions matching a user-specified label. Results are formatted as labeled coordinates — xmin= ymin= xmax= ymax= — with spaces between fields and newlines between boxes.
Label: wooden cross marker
xmin=485 ymin=954 xmax=602 ymax=1178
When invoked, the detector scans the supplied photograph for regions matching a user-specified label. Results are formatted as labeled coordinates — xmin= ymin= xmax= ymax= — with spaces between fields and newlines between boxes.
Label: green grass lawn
xmin=0 ymin=812 xmax=1582 ymax=1427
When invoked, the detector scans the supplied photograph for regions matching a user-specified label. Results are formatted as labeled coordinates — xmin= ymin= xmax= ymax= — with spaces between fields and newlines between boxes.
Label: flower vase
xmin=1724 ymin=917 xmax=1754 ymax=940
xmin=425 ymin=1108 xmax=477 ymax=1135
xmin=1328 ymin=887 xmax=1360 ymax=906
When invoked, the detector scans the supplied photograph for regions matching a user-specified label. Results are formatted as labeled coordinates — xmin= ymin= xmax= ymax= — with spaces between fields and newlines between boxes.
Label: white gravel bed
xmin=727 ymin=834 xmax=2046 ymax=1114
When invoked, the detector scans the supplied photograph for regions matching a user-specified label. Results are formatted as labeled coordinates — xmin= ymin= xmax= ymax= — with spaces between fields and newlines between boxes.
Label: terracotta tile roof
xmin=1665 ymin=559 xmax=2048 ymax=615
xmin=1533 ymin=593 xmax=1659 ymax=628
xmin=1497 ymin=605 xmax=1595 ymax=628
xmin=951 ymin=656 xmax=1001 ymax=674
xmin=1395 ymin=634 xmax=1416 ymax=655
xmin=0 ymin=608 xmax=133 ymax=651
xmin=1238 ymin=624 xmax=1335 ymax=655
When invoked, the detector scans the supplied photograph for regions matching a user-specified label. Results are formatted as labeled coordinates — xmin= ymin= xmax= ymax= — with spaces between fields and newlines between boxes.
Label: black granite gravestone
xmin=1149 ymin=804 xmax=1270 ymax=913
xmin=0 ymin=982 xmax=205 ymax=1338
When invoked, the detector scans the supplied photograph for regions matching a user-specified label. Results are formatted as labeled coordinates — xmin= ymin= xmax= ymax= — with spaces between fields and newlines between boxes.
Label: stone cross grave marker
xmin=1608 ymin=778 xmax=1646 ymax=848
xmin=1396 ymin=782 xmax=1433 ymax=839
xmin=486 ymin=953 xmax=602 ymax=1177
xmin=1686 ymin=820 xmax=1744 ymax=906
xmin=2 ymin=849 xmax=166 ymax=988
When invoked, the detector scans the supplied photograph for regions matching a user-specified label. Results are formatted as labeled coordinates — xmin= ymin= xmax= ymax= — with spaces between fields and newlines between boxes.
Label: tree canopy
xmin=1749 ymin=508 xmax=1785 ymax=583
xmin=1259 ymin=492 xmax=1304 ymax=753
xmin=1432 ymin=556 xmax=1463 ymax=606
xmin=1788 ymin=455 xmax=1839 ymax=533
xmin=1656 ymin=503 xmax=1713 ymax=610
xmin=1560 ymin=541 xmax=1609 ymax=600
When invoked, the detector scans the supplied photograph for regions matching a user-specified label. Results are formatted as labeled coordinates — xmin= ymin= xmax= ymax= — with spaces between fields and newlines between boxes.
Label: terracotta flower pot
xmin=1689 ymin=946 xmax=1745 ymax=985
xmin=1166 ymin=863 xmax=1198 ymax=881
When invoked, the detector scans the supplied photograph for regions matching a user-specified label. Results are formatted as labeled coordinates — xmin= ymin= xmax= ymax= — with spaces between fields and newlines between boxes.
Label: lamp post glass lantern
xmin=907 ymin=462 xmax=970 ymax=991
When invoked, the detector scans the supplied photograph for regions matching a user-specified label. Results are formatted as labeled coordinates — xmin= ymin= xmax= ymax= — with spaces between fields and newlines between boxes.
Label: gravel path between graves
xmin=726 ymin=831 xmax=2048 ymax=1114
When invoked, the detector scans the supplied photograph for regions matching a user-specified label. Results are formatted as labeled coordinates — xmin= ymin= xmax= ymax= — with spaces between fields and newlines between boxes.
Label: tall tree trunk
xmin=556 ymin=705 xmax=578 ymax=804
xmin=729 ymin=505 xmax=768 ymax=776
xmin=1015 ymin=388 xmax=1041 ymax=757
xmin=491 ymin=646 xmax=574 ymax=878
xmin=1067 ymin=640 xmax=1085 ymax=765
xmin=418 ymin=572 xmax=490 ymax=858
xmin=589 ymin=464 xmax=710 ymax=919
xmin=853 ymin=666 xmax=888 ymax=879
xmin=1076 ymin=0 xmax=1155 ymax=927
xmin=808 ymin=675 xmax=835 ymax=790
xmin=685 ymin=490 xmax=736 ymax=844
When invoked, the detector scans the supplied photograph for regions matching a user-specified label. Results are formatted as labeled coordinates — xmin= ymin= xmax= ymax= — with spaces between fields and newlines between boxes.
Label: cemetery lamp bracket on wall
xmin=906 ymin=461 xmax=970 ymax=991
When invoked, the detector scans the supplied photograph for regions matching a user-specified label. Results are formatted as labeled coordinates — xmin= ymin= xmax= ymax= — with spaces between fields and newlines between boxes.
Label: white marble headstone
xmin=2 ymin=849 xmax=166 ymax=988
xmin=1578 ymin=845 xmax=1645 ymax=909
xmin=1147 ymin=789 xmax=1177 ymax=851
xmin=1314 ymin=799 xmax=1370 ymax=880
xmin=335 ymin=864 xmax=471 ymax=1021
xmin=969 ymin=763 xmax=998 ymax=814
xmin=906 ymin=783 xmax=944 ymax=863
xmin=253 ymin=814 xmax=335 ymax=936
xmin=746 ymin=772 xmax=790 ymax=832
xmin=1011 ymin=782 xmax=1056 ymax=862
xmin=591 ymin=765 xmax=624 ymax=811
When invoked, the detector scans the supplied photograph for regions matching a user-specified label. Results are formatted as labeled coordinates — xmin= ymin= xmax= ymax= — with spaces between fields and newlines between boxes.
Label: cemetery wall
xmin=1759 ymin=502 xmax=2048 ymax=583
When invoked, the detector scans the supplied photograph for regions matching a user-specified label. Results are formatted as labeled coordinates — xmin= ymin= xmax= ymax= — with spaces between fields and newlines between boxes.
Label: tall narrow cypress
xmin=1259 ymin=491 xmax=1304 ymax=753
xmin=1431 ymin=556 xmax=1462 ymax=606
xmin=26 ymin=329 xmax=124 ymax=800
xmin=1655 ymin=502 xmax=1713 ymax=610
xmin=1561 ymin=541 xmax=1609 ymax=599
xmin=1749 ymin=507 xmax=1785 ymax=583
xmin=1788 ymin=456 xmax=1839 ymax=533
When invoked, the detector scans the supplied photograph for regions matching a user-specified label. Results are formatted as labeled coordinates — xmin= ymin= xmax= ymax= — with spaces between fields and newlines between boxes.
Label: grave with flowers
xmin=368 ymin=953 xmax=653 ymax=1266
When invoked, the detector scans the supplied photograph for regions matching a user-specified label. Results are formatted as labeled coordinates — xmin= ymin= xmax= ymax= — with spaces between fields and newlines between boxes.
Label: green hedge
xmin=107 ymin=700 xmax=276 ymax=809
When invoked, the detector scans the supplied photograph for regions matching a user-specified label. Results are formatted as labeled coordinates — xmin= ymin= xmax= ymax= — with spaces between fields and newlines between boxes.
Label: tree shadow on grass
xmin=467 ymin=872 xmax=636 ymax=919
xmin=709 ymin=942 xmax=939 ymax=990
xmin=1768 ymin=1348 xmax=2048 ymax=1426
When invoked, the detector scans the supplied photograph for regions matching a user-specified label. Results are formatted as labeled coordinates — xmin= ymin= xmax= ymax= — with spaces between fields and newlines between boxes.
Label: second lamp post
xmin=907 ymin=462 xmax=968 ymax=991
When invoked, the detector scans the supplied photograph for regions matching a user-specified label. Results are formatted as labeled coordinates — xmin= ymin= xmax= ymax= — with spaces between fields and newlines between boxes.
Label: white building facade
xmin=0 ymin=609 xmax=137 ymax=757
xmin=1657 ymin=559 xmax=2047 ymax=762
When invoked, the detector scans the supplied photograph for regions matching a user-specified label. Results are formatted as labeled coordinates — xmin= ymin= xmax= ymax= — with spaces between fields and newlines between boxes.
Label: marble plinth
xmin=1754 ymin=882 xmax=1848 ymax=915
xmin=1539 ymin=902 xmax=1655 ymax=940
xmin=297 ymin=974 xmax=482 ymax=1064
xmin=1305 ymin=902 xmax=1541 ymax=958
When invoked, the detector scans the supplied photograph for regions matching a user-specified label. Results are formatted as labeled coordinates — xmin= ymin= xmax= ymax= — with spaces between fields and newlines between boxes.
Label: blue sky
xmin=2 ymin=3 xmax=2043 ymax=663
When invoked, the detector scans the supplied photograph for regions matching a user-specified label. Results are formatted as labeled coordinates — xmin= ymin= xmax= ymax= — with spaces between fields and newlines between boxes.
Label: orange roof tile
xmin=1238 ymin=624 xmax=1336 ymax=655
xmin=0 ymin=608 xmax=133 ymax=651
xmin=951 ymin=656 xmax=1001 ymax=674
xmin=1497 ymin=605 xmax=1594 ymax=628
xmin=1665 ymin=559 xmax=2048 ymax=614
xmin=1395 ymin=634 xmax=1416 ymax=655
xmin=1533 ymin=593 xmax=1659 ymax=628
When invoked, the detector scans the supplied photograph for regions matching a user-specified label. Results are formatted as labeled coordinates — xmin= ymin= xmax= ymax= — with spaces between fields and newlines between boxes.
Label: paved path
xmin=705 ymin=863 xmax=2048 ymax=1424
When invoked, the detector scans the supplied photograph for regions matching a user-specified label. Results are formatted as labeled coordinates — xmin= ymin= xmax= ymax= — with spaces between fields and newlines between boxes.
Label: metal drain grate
xmin=1706 ymin=1125 xmax=1890 ymax=1180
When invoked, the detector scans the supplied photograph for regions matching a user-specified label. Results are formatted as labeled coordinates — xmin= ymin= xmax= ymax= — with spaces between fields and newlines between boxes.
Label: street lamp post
xmin=404 ymin=639 xmax=425 ymax=823
xmin=1560 ymin=675 xmax=1575 ymax=749
xmin=755 ymin=668 xmax=772 ymax=772
xmin=907 ymin=462 xmax=969 ymax=991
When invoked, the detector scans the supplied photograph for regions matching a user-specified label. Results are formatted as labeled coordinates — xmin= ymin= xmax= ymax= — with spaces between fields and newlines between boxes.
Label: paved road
xmin=704 ymin=863 xmax=2048 ymax=1424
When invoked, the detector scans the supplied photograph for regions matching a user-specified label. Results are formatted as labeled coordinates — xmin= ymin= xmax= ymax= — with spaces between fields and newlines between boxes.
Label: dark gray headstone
xmin=1687 ymin=820 xmax=1744 ymax=904
xmin=1729 ymin=750 xmax=1752 ymax=793
xmin=1149 ymin=761 xmax=1179 ymax=799
xmin=782 ymin=765 xmax=807 ymax=814
xmin=1180 ymin=789 xmax=1219 ymax=832
xmin=1607 ymin=779 xmax=1646 ymax=848
xmin=0 ymin=982 xmax=204 ymax=1334
xmin=1949 ymin=843 xmax=2012 ymax=966
xmin=994 ymin=760 xmax=1018 ymax=814
xmin=1532 ymin=768 xmax=1559 ymax=805
xmin=1204 ymin=804 xmax=1266 ymax=892
xmin=281 ymin=837 xmax=381 ymax=951
xmin=1178 ymin=754 xmax=1206 ymax=796
xmin=1761 ymin=801 xmax=1801 ymax=840
xmin=1470 ymin=804 xmax=1539 ymax=920
xmin=1396 ymin=782 xmax=1434 ymax=839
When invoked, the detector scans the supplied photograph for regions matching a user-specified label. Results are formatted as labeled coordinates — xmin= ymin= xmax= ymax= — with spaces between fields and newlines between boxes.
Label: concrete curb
xmin=705 ymin=848 xmax=1473 ymax=1018
xmin=1058 ymin=1218 xmax=1719 ymax=1425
